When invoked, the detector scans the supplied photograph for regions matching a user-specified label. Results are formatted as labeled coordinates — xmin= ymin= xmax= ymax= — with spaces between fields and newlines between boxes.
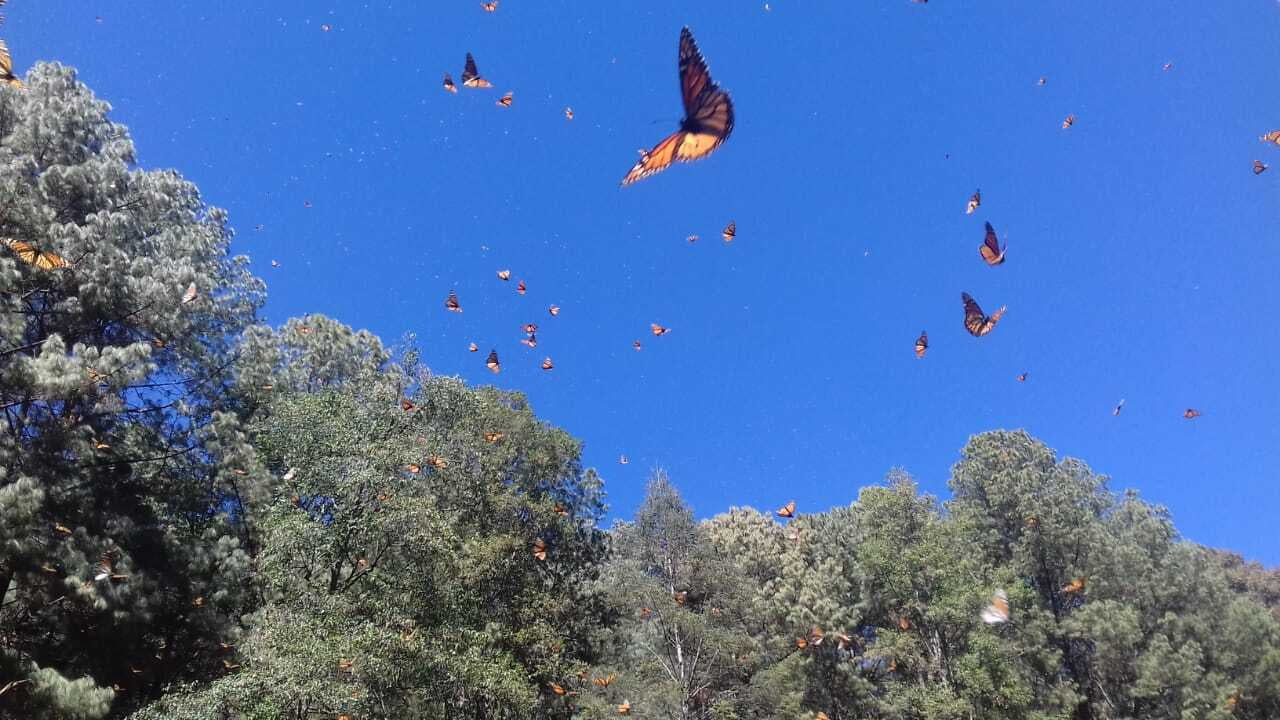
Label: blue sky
xmin=16 ymin=1 xmax=1280 ymax=563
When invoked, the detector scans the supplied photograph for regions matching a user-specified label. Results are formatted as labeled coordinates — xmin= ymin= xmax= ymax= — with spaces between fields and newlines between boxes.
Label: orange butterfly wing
xmin=980 ymin=222 xmax=1005 ymax=266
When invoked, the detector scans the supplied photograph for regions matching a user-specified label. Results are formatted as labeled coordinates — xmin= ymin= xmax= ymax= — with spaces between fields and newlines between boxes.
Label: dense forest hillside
xmin=2 ymin=64 xmax=1278 ymax=720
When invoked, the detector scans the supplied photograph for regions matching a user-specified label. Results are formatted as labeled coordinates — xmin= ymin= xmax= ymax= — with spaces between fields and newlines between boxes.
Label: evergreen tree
xmin=0 ymin=63 xmax=263 ymax=718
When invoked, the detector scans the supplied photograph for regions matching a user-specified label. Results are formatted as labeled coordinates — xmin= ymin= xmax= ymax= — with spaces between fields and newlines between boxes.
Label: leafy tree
xmin=0 ymin=63 xmax=263 ymax=718
xmin=131 ymin=321 xmax=609 ymax=720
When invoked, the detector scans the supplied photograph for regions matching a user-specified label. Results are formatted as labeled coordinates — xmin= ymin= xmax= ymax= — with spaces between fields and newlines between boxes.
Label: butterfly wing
xmin=980 ymin=222 xmax=1005 ymax=265
xmin=981 ymin=589 xmax=1010 ymax=624
xmin=915 ymin=331 xmax=928 ymax=358
xmin=622 ymin=130 xmax=684 ymax=186
xmin=462 ymin=53 xmax=479 ymax=83
xmin=962 ymin=292 xmax=987 ymax=336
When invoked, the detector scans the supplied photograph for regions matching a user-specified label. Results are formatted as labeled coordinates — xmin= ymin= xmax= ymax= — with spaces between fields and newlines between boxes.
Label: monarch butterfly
xmin=898 ymin=616 xmax=910 ymax=631
xmin=282 ymin=467 xmax=298 ymax=481
xmin=638 ymin=606 xmax=651 ymax=619
xmin=532 ymin=538 xmax=548 ymax=561
xmin=722 ymin=221 xmax=736 ymax=242
xmin=320 ymin=23 xmax=332 ymax=32
xmin=303 ymin=200 xmax=313 ymax=208
xmin=1260 ymin=130 xmax=1280 ymax=145
xmin=914 ymin=331 xmax=928 ymax=359
xmin=619 ymin=454 xmax=629 ymax=465
xmin=445 ymin=290 xmax=462 ymax=312
xmin=0 ymin=39 xmax=20 ymax=87
xmin=521 ymin=335 xmax=537 ymax=348
xmin=1062 ymin=577 xmax=1086 ymax=594
xmin=486 ymin=349 xmax=501 ymax=373
xmin=516 ymin=280 xmax=527 ymax=294
xmin=425 ymin=454 xmax=446 ymax=469
xmin=94 ymin=554 xmax=128 ymax=583
xmin=548 ymin=681 xmax=566 ymax=695
xmin=554 ymin=503 xmax=570 ymax=517
xmin=1183 ymin=408 xmax=1202 ymax=419
xmin=621 ymin=28 xmax=734 ymax=185
xmin=522 ymin=323 xmax=538 ymax=334
xmin=2 ymin=238 xmax=67 ymax=269
xmin=1254 ymin=160 xmax=1268 ymax=175
xmin=549 ymin=304 xmax=561 ymax=316
xmin=632 ymin=340 xmax=642 ymax=351
xmin=1113 ymin=398 xmax=1126 ymax=416
xmin=795 ymin=636 xmax=808 ymax=649
xmin=1162 ymin=61 xmax=1173 ymax=71
xmin=979 ymin=222 xmax=1006 ymax=266
xmin=775 ymin=500 xmax=795 ymax=518
xmin=592 ymin=674 xmax=616 ymax=688
xmin=497 ymin=269 xmax=511 ymax=280
xmin=835 ymin=632 xmax=853 ymax=650
xmin=674 ymin=590 xmax=688 ymax=605
xmin=816 ymin=714 xmax=830 ymax=720
xmin=222 ymin=659 xmax=240 ymax=671
xmin=1037 ymin=76 xmax=1047 ymax=86
xmin=404 ymin=463 xmax=421 ymax=474
xmin=1062 ymin=114 xmax=1076 ymax=129
xmin=541 ymin=357 xmax=554 ymax=370
xmin=401 ymin=398 xmax=418 ymax=411
xmin=965 ymin=189 xmax=981 ymax=215
xmin=337 ymin=658 xmax=354 ymax=673
xmin=481 ymin=0 xmax=498 ymax=10
xmin=468 ymin=342 xmax=479 ymax=352
xmin=962 ymin=292 xmax=1005 ymax=337
xmin=1024 ymin=515 xmax=1039 ymax=528
xmin=687 ymin=234 xmax=699 ymax=243
xmin=564 ymin=107 xmax=574 ymax=120
xmin=484 ymin=431 xmax=504 ymax=443
xmin=1016 ymin=372 xmax=1028 ymax=382
xmin=809 ymin=627 xmax=825 ymax=645
xmin=181 ymin=282 xmax=198 ymax=304
xmin=462 ymin=53 xmax=493 ymax=88
xmin=496 ymin=91 xmax=513 ymax=108
xmin=650 ymin=323 xmax=670 ymax=336
xmin=981 ymin=589 xmax=1010 ymax=624
xmin=270 ymin=259 xmax=281 ymax=268
xmin=618 ymin=701 xmax=632 ymax=715
xmin=1226 ymin=691 xmax=1239 ymax=711
xmin=443 ymin=73 xmax=458 ymax=93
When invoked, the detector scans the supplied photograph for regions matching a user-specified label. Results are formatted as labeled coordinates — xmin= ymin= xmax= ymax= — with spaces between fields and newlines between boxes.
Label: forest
xmin=2 ymin=63 xmax=1280 ymax=720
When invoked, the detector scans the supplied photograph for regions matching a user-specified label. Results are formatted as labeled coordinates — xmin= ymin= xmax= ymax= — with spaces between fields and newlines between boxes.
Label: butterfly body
xmin=622 ymin=28 xmax=734 ymax=185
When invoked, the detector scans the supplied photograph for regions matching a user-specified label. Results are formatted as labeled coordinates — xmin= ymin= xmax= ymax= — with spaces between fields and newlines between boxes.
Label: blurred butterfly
xmin=650 ymin=324 xmax=670 ymax=336
xmin=94 ymin=554 xmax=128 ymax=583
xmin=401 ymin=398 xmax=418 ymax=412
xmin=484 ymin=431 xmax=504 ymax=443
xmin=270 ymin=259 xmax=281 ymax=268
xmin=445 ymin=290 xmax=462 ymax=312
xmin=1113 ymin=398 xmax=1126 ymax=416
xmin=548 ymin=681 xmax=566 ymax=695
xmin=1016 ymin=372 xmax=1028 ymax=382
xmin=816 ymin=714 xmax=830 ymax=720
xmin=638 ymin=607 xmax=651 ymax=619
xmin=722 ymin=221 xmax=736 ymax=242
xmin=0 ymin=39 xmax=20 ymax=87
xmin=497 ymin=269 xmax=511 ymax=281
xmin=222 ymin=659 xmax=240 ymax=671
xmin=303 ymin=200 xmax=313 ymax=208
xmin=979 ymin=222 xmax=1006 ymax=266
xmin=405 ymin=463 xmax=421 ymax=474
xmin=320 ymin=23 xmax=332 ymax=32
xmin=632 ymin=340 xmax=642 ymax=351
xmin=532 ymin=538 xmax=548 ymax=561
xmin=523 ymin=323 xmax=538 ymax=334
xmin=914 ymin=331 xmax=928 ymax=359
xmin=592 ymin=674 xmax=616 ymax=688
xmin=962 ymin=292 xmax=1005 ymax=337
xmin=775 ymin=500 xmax=796 ymax=518
xmin=541 ymin=357 xmax=554 ymax=371
xmin=468 ymin=342 xmax=479 ymax=352
xmin=443 ymin=73 xmax=458 ymax=93
xmin=548 ymin=304 xmax=561 ymax=316
xmin=1037 ymin=76 xmax=1047 ymax=86
xmin=1062 ymin=114 xmax=1076 ymax=129
xmin=898 ymin=616 xmax=910 ymax=631
xmin=674 ymin=590 xmax=688 ymax=605
xmin=687 ymin=235 xmax=699 ymax=243
xmin=462 ymin=53 xmax=493 ymax=88
xmin=181 ymin=282 xmax=198 ymax=304
xmin=1162 ymin=61 xmax=1173 ymax=71
xmin=282 ymin=467 xmax=298 ymax=481
xmin=965 ymin=189 xmax=981 ymax=214
xmin=1254 ymin=160 xmax=1268 ymax=175
xmin=621 ymin=28 xmax=734 ymax=185
xmin=3 ymin=238 xmax=67 ymax=270
xmin=486 ymin=350 xmax=501 ymax=373
xmin=564 ymin=107 xmax=574 ymax=120
xmin=619 ymin=455 xmax=629 ymax=465
xmin=496 ymin=91 xmax=513 ymax=108
xmin=481 ymin=0 xmax=498 ymax=11
xmin=980 ymin=589 xmax=1010 ymax=624
xmin=425 ymin=455 xmax=446 ymax=469
xmin=516 ymin=280 xmax=527 ymax=294
xmin=617 ymin=701 xmax=632 ymax=716
xmin=795 ymin=636 xmax=808 ymax=649
xmin=521 ymin=335 xmax=537 ymax=348
xmin=1183 ymin=408 xmax=1202 ymax=419
xmin=835 ymin=632 xmax=853 ymax=650
xmin=1062 ymin=577 xmax=1086 ymax=594
xmin=337 ymin=658 xmax=354 ymax=673
xmin=1262 ymin=130 xmax=1280 ymax=145
xmin=809 ymin=627 xmax=825 ymax=645
xmin=554 ymin=503 xmax=570 ymax=517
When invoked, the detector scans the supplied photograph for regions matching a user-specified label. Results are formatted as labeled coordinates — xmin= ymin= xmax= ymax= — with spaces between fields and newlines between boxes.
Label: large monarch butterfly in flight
xmin=962 ymin=292 xmax=1005 ymax=337
xmin=621 ymin=28 xmax=734 ymax=186
xmin=979 ymin=222 xmax=1006 ymax=266
xmin=0 ymin=39 xmax=21 ymax=88
xmin=3 ymin=238 xmax=67 ymax=270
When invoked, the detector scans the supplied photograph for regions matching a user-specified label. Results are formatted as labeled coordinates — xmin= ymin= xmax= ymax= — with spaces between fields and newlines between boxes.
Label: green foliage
xmin=0 ymin=63 xmax=262 ymax=718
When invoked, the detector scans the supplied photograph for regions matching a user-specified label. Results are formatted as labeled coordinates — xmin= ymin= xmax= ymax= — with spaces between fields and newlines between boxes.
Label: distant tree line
xmin=2 ymin=63 xmax=1278 ymax=720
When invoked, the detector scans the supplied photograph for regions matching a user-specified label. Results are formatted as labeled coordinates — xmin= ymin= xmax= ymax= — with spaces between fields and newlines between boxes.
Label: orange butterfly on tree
xmin=962 ymin=292 xmax=1005 ymax=337
xmin=462 ymin=53 xmax=493 ymax=88
xmin=621 ymin=28 xmax=734 ymax=185
xmin=617 ymin=700 xmax=632 ymax=715
xmin=3 ymin=238 xmax=67 ymax=270
xmin=981 ymin=589 xmax=1010 ymax=624
xmin=592 ymin=674 xmax=616 ymax=688
xmin=979 ymin=222 xmax=1006 ymax=266
xmin=532 ymin=538 xmax=548 ymax=561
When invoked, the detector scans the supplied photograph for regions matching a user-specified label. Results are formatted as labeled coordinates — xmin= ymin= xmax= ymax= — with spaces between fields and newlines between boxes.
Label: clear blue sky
xmin=16 ymin=1 xmax=1280 ymax=563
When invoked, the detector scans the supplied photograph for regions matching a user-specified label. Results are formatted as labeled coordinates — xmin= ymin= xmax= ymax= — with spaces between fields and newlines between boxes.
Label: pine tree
xmin=0 ymin=63 xmax=264 ymax=718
